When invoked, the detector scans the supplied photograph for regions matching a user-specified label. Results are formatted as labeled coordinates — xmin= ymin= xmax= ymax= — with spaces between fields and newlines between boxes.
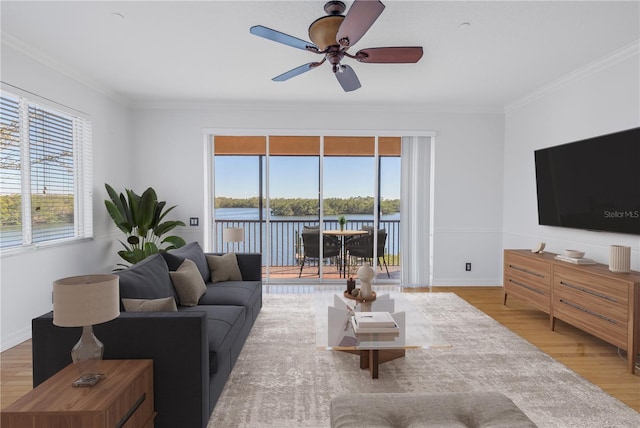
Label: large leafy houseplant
xmin=104 ymin=183 xmax=186 ymax=268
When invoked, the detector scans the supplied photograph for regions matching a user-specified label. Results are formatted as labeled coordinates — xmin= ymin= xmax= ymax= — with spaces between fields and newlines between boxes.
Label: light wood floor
xmin=1 ymin=287 xmax=638 ymax=412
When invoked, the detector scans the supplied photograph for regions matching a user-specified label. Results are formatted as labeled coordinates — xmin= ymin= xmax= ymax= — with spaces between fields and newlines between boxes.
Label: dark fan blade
xmin=336 ymin=0 xmax=385 ymax=48
xmin=250 ymin=25 xmax=317 ymax=51
xmin=272 ymin=63 xmax=317 ymax=82
xmin=356 ymin=47 xmax=424 ymax=63
xmin=335 ymin=65 xmax=361 ymax=92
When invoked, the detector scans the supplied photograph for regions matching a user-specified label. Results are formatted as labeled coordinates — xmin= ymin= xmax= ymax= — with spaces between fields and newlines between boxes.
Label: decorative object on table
xmin=554 ymin=250 xmax=596 ymax=265
xmin=344 ymin=289 xmax=377 ymax=303
xmin=609 ymin=245 xmax=631 ymax=273
xmin=346 ymin=277 xmax=356 ymax=293
xmin=531 ymin=242 xmax=546 ymax=254
xmin=338 ymin=215 xmax=346 ymax=231
xmin=563 ymin=249 xmax=585 ymax=259
xmin=104 ymin=183 xmax=186 ymax=269
xmin=358 ymin=262 xmax=375 ymax=300
xmin=53 ymin=274 xmax=120 ymax=386
xmin=223 ymin=227 xmax=245 ymax=252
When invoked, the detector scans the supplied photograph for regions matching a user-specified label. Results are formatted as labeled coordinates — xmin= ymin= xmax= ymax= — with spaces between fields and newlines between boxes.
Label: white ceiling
xmin=2 ymin=1 xmax=639 ymax=110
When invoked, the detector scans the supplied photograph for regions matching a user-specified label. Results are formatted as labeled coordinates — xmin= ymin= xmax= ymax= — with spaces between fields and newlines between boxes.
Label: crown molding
xmin=1 ymin=32 xmax=131 ymax=108
xmin=130 ymin=98 xmax=504 ymax=115
xmin=505 ymin=40 xmax=640 ymax=113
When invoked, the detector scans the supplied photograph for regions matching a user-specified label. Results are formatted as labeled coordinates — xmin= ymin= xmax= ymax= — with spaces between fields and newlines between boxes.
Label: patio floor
xmin=265 ymin=264 xmax=400 ymax=281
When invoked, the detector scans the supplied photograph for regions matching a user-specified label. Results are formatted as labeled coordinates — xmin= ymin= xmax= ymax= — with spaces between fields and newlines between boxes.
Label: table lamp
xmin=223 ymin=227 xmax=244 ymax=252
xmin=53 ymin=274 xmax=120 ymax=387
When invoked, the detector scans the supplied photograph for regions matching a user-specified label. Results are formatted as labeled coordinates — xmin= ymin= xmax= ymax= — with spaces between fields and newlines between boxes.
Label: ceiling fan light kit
xmin=249 ymin=0 xmax=423 ymax=92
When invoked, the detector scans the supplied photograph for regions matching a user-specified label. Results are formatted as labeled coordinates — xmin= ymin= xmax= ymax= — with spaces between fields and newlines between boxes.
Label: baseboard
xmin=1 ymin=326 xmax=31 ymax=353
xmin=431 ymin=279 xmax=501 ymax=286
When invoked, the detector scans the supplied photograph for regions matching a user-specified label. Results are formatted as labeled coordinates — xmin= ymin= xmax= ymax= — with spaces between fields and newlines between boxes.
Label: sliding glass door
xmin=212 ymin=135 xmax=401 ymax=281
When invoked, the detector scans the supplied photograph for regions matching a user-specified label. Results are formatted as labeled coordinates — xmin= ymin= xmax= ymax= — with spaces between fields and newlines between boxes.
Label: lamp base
xmin=72 ymin=373 xmax=105 ymax=387
xmin=71 ymin=325 xmax=105 ymax=387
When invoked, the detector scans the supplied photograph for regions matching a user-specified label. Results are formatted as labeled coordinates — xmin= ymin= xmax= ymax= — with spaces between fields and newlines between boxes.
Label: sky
xmin=214 ymin=156 xmax=400 ymax=200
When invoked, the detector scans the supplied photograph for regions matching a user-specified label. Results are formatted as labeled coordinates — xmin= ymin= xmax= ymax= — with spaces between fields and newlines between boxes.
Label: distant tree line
xmin=215 ymin=196 xmax=400 ymax=216
xmin=0 ymin=194 xmax=73 ymax=226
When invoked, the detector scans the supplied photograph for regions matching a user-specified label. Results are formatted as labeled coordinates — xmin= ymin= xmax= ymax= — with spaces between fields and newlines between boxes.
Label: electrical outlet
xmin=465 ymin=262 xmax=472 ymax=272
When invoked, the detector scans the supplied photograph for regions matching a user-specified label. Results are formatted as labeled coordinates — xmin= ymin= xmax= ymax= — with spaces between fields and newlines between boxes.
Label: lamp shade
xmin=53 ymin=274 xmax=120 ymax=327
xmin=223 ymin=227 xmax=244 ymax=243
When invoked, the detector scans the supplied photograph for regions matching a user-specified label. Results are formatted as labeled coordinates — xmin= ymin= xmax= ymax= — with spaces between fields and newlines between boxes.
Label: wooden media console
xmin=503 ymin=249 xmax=640 ymax=374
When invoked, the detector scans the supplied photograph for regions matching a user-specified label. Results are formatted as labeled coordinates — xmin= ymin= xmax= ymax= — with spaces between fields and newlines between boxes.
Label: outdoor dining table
xmin=323 ymin=229 xmax=368 ymax=278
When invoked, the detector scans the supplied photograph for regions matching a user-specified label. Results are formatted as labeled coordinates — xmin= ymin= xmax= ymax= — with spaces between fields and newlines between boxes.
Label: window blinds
xmin=0 ymin=89 xmax=93 ymax=250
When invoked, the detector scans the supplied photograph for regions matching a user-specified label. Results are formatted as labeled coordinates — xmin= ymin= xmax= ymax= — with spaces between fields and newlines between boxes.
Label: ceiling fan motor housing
xmin=308 ymin=15 xmax=345 ymax=51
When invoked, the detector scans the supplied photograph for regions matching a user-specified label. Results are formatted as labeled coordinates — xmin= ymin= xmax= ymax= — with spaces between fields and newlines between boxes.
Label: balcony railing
xmin=215 ymin=219 xmax=400 ymax=268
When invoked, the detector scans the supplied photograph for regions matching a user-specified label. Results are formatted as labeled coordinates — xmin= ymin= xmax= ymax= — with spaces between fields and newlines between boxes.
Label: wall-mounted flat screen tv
xmin=534 ymin=127 xmax=640 ymax=235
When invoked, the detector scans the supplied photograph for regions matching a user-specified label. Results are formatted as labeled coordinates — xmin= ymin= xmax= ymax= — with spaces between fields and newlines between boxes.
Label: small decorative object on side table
xmin=1 ymin=359 xmax=156 ymax=428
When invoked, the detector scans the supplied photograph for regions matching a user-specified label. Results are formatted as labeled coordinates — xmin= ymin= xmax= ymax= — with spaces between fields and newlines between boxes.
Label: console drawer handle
xmin=508 ymin=264 xmax=545 ymax=278
xmin=558 ymin=299 xmax=617 ymax=325
xmin=559 ymin=281 xmax=617 ymax=303
xmin=508 ymin=278 xmax=545 ymax=295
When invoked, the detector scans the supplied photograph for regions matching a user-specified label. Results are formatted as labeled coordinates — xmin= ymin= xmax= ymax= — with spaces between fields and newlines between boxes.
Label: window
xmin=0 ymin=89 xmax=92 ymax=251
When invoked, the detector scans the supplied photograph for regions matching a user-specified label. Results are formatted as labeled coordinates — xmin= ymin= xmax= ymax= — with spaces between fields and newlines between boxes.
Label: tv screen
xmin=534 ymin=127 xmax=640 ymax=235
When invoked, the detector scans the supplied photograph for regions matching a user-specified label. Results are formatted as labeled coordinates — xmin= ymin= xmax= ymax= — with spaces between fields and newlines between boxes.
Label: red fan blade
xmin=355 ymin=47 xmax=424 ymax=63
xmin=336 ymin=0 xmax=385 ymax=48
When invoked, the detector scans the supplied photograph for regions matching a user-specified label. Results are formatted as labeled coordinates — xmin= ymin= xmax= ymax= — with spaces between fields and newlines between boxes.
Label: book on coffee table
xmin=353 ymin=312 xmax=396 ymax=328
xmin=351 ymin=312 xmax=399 ymax=335
xmin=351 ymin=317 xmax=399 ymax=335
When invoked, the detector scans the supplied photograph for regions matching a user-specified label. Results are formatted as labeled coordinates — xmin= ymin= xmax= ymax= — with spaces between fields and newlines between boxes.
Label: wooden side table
xmin=1 ymin=359 xmax=155 ymax=428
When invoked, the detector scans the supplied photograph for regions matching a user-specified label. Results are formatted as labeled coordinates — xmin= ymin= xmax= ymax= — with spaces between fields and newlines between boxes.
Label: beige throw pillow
xmin=169 ymin=258 xmax=207 ymax=306
xmin=122 ymin=296 xmax=178 ymax=312
xmin=206 ymin=253 xmax=243 ymax=283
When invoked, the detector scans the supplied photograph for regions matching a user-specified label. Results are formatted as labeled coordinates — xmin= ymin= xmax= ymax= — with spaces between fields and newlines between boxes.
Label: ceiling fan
xmin=250 ymin=0 xmax=423 ymax=92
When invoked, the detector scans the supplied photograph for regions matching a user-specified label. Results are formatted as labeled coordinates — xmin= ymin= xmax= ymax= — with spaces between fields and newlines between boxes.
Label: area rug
xmin=208 ymin=293 xmax=639 ymax=427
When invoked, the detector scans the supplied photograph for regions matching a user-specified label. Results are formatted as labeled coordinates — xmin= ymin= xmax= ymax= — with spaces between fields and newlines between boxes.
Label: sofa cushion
xmin=163 ymin=242 xmax=211 ymax=283
xmin=170 ymin=259 xmax=207 ymax=306
xmin=122 ymin=297 xmax=178 ymax=312
xmin=179 ymin=305 xmax=246 ymax=374
xmin=206 ymin=253 xmax=242 ymax=283
xmin=198 ymin=281 xmax=261 ymax=309
xmin=116 ymin=254 xmax=178 ymax=303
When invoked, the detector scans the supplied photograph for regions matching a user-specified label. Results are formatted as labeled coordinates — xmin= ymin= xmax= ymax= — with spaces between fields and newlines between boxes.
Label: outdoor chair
xmin=298 ymin=229 xmax=341 ymax=277
xmin=345 ymin=228 xmax=390 ymax=278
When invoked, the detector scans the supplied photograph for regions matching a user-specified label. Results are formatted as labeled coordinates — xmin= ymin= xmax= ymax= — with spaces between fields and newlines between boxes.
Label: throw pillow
xmin=116 ymin=254 xmax=178 ymax=302
xmin=206 ymin=253 xmax=243 ymax=283
xmin=162 ymin=242 xmax=211 ymax=283
xmin=122 ymin=296 xmax=178 ymax=312
xmin=169 ymin=259 xmax=207 ymax=306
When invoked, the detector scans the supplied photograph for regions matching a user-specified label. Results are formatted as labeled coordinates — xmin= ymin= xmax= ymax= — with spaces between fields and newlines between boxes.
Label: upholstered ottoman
xmin=330 ymin=392 xmax=537 ymax=428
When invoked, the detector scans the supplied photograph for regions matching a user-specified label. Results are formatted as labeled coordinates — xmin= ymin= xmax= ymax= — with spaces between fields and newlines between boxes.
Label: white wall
xmin=130 ymin=105 xmax=505 ymax=286
xmin=503 ymin=44 xmax=640 ymax=271
xmin=0 ymin=44 xmax=133 ymax=351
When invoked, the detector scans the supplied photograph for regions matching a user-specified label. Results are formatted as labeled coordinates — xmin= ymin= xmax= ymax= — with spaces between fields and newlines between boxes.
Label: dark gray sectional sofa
xmin=31 ymin=242 xmax=262 ymax=428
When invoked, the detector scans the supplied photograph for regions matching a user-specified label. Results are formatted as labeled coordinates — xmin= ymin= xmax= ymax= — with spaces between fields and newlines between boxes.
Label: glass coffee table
xmin=315 ymin=291 xmax=451 ymax=378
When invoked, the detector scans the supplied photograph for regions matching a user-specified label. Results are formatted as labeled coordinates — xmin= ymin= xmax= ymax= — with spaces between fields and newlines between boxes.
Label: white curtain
xmin=400 ymin=136 xmax=432 ymax=286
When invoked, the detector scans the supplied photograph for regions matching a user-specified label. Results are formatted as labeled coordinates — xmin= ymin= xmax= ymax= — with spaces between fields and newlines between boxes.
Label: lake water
xmin=215 ymin=207 xmax=400 ymax=221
